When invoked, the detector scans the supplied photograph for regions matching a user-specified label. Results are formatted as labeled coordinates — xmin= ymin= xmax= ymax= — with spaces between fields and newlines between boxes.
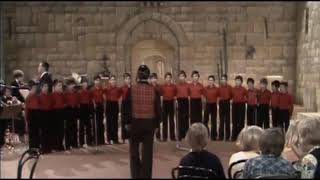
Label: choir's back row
xmin=22 ymin=69 xmax=294 ymax=154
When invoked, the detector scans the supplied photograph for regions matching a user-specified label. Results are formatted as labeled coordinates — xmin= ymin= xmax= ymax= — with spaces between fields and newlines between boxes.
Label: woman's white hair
xmin=186 ymin=123 xmax=208 ymax=151
xmin=296 ymin=117 xmax=320 ymax=153
xmin=236 ymin=126 xmax=264 ymax=151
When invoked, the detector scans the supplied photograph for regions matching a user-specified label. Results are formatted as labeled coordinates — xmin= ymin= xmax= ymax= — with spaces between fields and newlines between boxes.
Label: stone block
xmin=55 ymin=14 xmax=65 ymax=32
xmin=268 ymin=6 xmax=284 ymax=20
xmin=303 ymin=87 xmax=318 ymax=112
xmin=58 ymin=41 xmax=77 ymax=53
xmin=254 ymin=22 xmax=265 ymax=33
xmin=269 ymin=46 xmax=283 ymax=58
xmin=246 ymin=33 xmax=265 ymax=45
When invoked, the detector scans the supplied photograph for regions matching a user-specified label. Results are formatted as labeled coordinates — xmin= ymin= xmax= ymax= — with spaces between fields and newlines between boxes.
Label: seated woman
xmin=243 ymin=128 xmax=297 ymax=179
xmin=294 ymin=117 xmax=320 ymax=179
xmin=178 ymin=123 xmax=225 ymax=178
xmin=229 ymin=126 xmax=264 ymax=178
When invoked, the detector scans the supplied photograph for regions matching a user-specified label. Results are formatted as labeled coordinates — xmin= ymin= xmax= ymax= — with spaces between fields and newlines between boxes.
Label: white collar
xmin=40 ymin=72 xmax=48 ymax=78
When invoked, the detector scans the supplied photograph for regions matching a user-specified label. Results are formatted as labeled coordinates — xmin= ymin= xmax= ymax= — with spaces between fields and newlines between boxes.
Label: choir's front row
xmin=24 ymin=70 xmax=294 ymax=154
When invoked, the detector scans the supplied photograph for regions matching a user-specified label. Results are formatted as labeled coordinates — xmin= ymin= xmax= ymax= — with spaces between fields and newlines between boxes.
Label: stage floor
xmin=1 ymin=140 xmax=238 ymax=178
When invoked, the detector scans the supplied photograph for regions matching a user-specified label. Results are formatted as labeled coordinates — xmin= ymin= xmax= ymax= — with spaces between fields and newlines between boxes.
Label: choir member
xmin=218 ymin=74 xmax=232 ymax=141
xmin=231 ymin=75 xmax=247 ymax=141
xmin=78 ymin=77 xmax=94 ymax=147
xmin=246 ymin=78 xmax=258 ymax=126
xmin=51 ymin=80 xmax=66 ymax=151
xmin=175 ymin=70 xmax=190 ymax=143
xmin=278 ymin=82 xmax=293 ymax=131
xmin=160 ymin=72 xmax=177 ymax=141
xmin=91 ymin=75 xmax=105 ymax=145
xmin=271 ymin=80 xmax=281 ymax=128
xmin=203 ymin=75 xmax=219 ymax=141
xmin=189 ymin=70 xmax=204 ymax=124
xmin=149 ymin=73 xmax=162 ymax=141
xmin=25 ymin=80 xmax=40 ymax=149
xmin=257 ymin=78 xmax=271 ymax=129
xmin=64 ymin=79 xmax=80 ymax=150
xmin=121 ymin=73 xmax=132 ymax=143
xmin=105 ymin=75 xmax=121 ymax=144
xmin=38 ymin=82 xmax=53 ymax=153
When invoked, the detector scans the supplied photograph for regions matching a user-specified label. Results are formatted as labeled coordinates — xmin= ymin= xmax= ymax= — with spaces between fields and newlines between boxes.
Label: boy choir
xmin=21 ymin=69 xmax=295 ymax=154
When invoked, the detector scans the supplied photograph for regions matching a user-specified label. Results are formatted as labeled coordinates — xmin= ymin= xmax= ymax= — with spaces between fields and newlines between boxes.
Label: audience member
xmin=243 ymin=128 xmax=297 ymax=178
xmin=178 ymin=123 xmax=225 ymax=178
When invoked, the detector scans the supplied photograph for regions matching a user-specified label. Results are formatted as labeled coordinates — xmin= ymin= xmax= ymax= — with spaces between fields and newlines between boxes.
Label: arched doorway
xmin=131 ymin=39 xmax=174 ymax=80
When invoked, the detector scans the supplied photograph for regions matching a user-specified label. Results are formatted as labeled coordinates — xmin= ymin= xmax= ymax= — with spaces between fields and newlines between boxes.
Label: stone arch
xmin=115 ymin=12 xmax=189 ymax=78
xmin=116 ymin=12 xmax=188 ymax=47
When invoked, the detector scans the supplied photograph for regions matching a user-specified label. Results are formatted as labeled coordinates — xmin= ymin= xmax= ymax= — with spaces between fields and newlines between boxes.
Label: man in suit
xmin=38 ymin=61 xmax=53 ymax=92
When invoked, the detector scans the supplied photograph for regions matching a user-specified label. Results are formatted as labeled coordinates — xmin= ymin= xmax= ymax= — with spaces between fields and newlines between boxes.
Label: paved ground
xmin=1 ymin=140 xmax=238 ymax=178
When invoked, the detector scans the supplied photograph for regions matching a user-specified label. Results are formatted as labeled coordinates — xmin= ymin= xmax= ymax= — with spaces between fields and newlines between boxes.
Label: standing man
xmin=160 ymin=72 xmax=177 ymax=141
xmin=38 ymin=61 xmax=53 ymax=93
xmin=175 ymin=70 xmax=190 ymax=144
xmin=126 ymin=65 xmax=161 ymax=179
xmin=231 ymin=75 xmax=247 ymax=141
xmin=218 ymin=74 xmax=232 ymax=141
xmin=189 ymin=71 xmax=204 ymax=124
xmin=257 ymin=78 xmax=271 ymax=129
xmin=203 ymin=75 xmax=219 ymax=141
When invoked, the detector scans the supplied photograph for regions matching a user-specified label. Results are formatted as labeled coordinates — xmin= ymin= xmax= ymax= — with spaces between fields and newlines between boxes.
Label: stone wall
xmin=296 ymin=2 xmax=320 ymax=111
xmin=2 ymin=1 xmax=297 ymax=89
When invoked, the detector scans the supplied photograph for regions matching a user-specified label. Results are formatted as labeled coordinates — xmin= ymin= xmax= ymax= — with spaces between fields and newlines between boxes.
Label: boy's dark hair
xmin=222 ymin=74 xmax=228 ymax=80
xmin=179 ymin=70 xmax=186 ymax=77
xmin=260 ymin=78 xmax=268 ymax=85
xmin=41 ymin=61 xmax=50 ymax=71
xmin=247 ymin=78 xmax=254 ymax=84
xmin=165 ymin=72 xmax=172 ymax=78
xmin=40 ymin=81 xmax=49 ymax=88
xmin=271 ymin=80 xmax=280 ymax=88
xmin=137 ymin=65 xmax=150 ymax=80
xmin=208 ymin=75 xmax=215 ymax=81
xmin=53 ymin=79 xmax=63 ymax=86
xmin=66 ymin=78 xmax=76 ymax=86
xmin=80 ymin=76 xmax=88 ymax=84
xmin=93 ymin=75 xmax=101 ymax=81
xmin=191 ymin=70 xmax=200 ymax=77
xmin=280 ymin=81 xmax=288 ymax=87
xmin=28 ymin=80 xmax=36 ymax=88
xmin=150 ymin=73 xmax=158 ymax=79
xmin=235 ymin=75 xmax=243 ymax=82
xmin=123 ymin=73 xmax=131 ymax=78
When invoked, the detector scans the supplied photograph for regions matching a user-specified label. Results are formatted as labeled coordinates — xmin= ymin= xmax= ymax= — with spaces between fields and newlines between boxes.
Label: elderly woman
xmin=293 ymin=117 xmax=320 ymax=179
xmin=243 ymin=128 xmax=297 ymax=179
xmin=229 ymin=126 xmax=264 ymax=178
xmin=178 ymin=123 xmax=225 ymax=178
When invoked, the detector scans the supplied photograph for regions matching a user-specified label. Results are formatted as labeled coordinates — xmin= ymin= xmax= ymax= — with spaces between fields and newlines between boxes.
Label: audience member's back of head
xmin=237 ymin=126 xmax=264 ymax=152
xmin=186 ymin=123 xmax=208 ymax=152
xmin=259 ymin=128 xmax=285 ymax=157
xmin=296 ymin=117 xmax=320 ymax=155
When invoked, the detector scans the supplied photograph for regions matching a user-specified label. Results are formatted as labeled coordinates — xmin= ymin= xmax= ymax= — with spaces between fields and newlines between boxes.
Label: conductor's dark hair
xmin=208 ymin=75 xmax=215 ymax=81
xmin=165 ymin=72 xmax=172 ymax=78
xmin=137 ymin=65 xmax=150 ymax=80
xmin=235 ymin=75 xmax=243 ymax=82
xmin=260 ymin=78 xmax=268 ymax=85
xmin=272 ymin=80 xmax=281 ymax=88
xmin=123 ymin=73 xmax=131 ymax=78
xmin=179 ymin=70 xmax=186 ymax=77
xmin=150 ymin=73 xmax=158 ymax=79
xmin=191 ymin=70 xmax=200 ymax=77
xmin=40 ymin=61 xmax=50 ymax=71
xmin=93 ymin=75 xmax=101 ymax=81
xmin=247 ymin=78 xmax=254 ymax=84
xmin=280 ymin=81 xmax=288 ymax=87
xmin=222 ymin=74 xmax=228 ymax=80
xmin=28 ymin=80 xmax=36 ymax=88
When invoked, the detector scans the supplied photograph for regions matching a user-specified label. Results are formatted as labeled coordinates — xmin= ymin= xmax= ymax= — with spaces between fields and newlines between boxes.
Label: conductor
xmin=126 ymin=65 xmax=161 ymax=179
